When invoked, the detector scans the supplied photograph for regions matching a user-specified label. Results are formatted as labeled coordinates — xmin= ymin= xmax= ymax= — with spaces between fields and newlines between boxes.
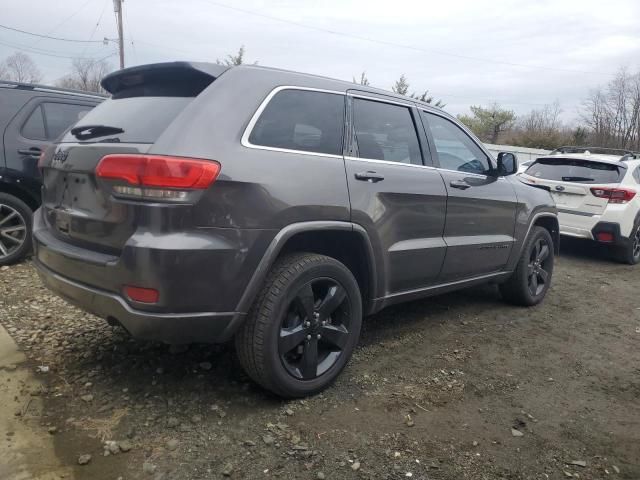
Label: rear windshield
xmin=525 ymin=158 xmax=623 ymax=183
xmin=60 ymin=96 xmax=193 ymax=143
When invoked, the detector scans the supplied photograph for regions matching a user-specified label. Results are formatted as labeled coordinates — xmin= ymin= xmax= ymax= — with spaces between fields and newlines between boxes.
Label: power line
xmin=123 ymin=2 xmax=138 ymax=64
xmin=29 ymin=0 xmax=95 ymax=48
xmin=0 ymin=37 xmax=111 ymax=60
xmin=0 ymin=23 xmax=105 ymax=43
xmin=201 ymin=0 xmax=616 ymax=78
xmin=81 ymin=0 xmax=110 ymax=58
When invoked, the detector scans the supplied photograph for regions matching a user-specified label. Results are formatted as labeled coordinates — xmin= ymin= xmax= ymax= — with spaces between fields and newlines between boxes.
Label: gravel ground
xmin=1 ymin=237 xmax=639 ymax=480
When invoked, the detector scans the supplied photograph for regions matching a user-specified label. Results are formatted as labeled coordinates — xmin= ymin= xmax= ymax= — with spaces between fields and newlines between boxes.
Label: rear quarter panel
xmin=152 ymin=67 xmax=351 ymax=230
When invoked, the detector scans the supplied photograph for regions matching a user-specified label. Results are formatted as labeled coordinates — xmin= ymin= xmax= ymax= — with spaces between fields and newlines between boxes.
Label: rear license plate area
xmin=54 ymin=210 xmax=71 ymax=234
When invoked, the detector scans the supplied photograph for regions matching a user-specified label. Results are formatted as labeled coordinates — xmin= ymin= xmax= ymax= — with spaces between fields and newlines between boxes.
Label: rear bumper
xmin=31 ymin=207 xmax=276 ymax=344
xmin=590 ymin=221 xmax=631 ymax=247
xmin=560 ymin=221 xmax=631 ymax=247
xmin=34 ymin=258 xmax=245 ymax=344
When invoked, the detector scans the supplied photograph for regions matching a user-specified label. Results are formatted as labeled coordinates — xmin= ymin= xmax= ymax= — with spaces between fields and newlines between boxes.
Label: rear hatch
xmin=521 ymin=157 xmax=625 ymax=220
xmin=39 ymin=62 xmax=227 ymax=253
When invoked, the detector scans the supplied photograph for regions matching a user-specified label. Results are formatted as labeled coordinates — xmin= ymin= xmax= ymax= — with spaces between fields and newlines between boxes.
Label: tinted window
xmin=633 ymin=167 xmax=640 ymax=184
xmin=61 ymin=97 xmax=193 ymax=143
xmin=249 ymin=90 xmax=344 ymax=155
xmin=525 ymin=159 xmax=623 ymax=183
xmin=423 ymin=112 xmax=490 ymax=174
xmin=21 ymin=105 xmax=46 ymax=140
xmin=43 ymin=103 xmax=92 ymax=140
xmin=353 ymin=98 xmax=421 ymax=164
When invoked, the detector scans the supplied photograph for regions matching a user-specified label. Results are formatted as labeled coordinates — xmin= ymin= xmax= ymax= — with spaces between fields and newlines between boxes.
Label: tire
xmin=612 ymin=223 xmax=640 ymax=265
xmin=235 ymin=253 xmax=362 ymax=398
xmin=499 ymin=226 xmax=554 ymax=306
xmin=0 ymin=193 xmax=33 ymax=266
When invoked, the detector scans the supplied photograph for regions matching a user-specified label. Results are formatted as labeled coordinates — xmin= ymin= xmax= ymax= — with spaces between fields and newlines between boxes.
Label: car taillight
xmin=124 ymin=285 xmax=159 ymax=304
xmin=96 ymin=154 xmax=220 ymax=200
xmin=590 ymin=187 xmax=636 ymax=204
xmin=595 ymin=232 xmax=614 ymax=242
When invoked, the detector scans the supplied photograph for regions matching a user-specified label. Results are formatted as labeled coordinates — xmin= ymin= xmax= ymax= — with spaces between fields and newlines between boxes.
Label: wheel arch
xmin=533 ymin=214 xmax=560 ymax=254
xmin=234 ymin=221 xmax=379 ymax=318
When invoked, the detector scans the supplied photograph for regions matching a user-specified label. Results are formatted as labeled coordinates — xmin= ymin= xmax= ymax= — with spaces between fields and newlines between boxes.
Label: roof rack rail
xmin=0 ymin=79 xmax=108 ymax=99
xmin=549 ymin=145 xmax=639 ymax=160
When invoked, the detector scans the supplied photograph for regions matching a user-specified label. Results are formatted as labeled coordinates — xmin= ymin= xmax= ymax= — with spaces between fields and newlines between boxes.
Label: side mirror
xmin=496 ymin=152 xmax=518 ymax=176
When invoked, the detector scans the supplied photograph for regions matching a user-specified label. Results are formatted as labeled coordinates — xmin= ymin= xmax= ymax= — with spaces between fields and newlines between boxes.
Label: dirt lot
xmin=1 ymin=238 xmax=639 ymax=480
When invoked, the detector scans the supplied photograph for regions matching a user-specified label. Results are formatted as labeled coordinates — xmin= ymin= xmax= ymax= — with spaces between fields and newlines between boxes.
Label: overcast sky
xmin=2 ymin=0 xmax=640 ymax=122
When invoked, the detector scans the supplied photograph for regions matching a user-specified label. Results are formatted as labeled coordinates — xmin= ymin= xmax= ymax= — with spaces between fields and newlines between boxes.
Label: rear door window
xmin=352 ymin=98 xmax=422 ymax=165
xmin=43 ymin=103 xmax=92 ymax=139
xmin=21 ymin=105 xmax=47 ymax=140
xmin=525 ymin=159 xmax=623 ymax=183
xmin=248 ymin=89 xmax=345 ymax=156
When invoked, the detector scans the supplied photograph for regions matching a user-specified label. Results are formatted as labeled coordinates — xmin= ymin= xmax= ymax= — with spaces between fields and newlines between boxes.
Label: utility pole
xmin=113 ymin=0 xmax=125 ymax=69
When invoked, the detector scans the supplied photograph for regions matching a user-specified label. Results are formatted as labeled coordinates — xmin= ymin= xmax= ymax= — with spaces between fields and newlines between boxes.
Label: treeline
xmin=457 ymin=69 xmax=640 ymax=151
xmin=0 ymin=51 xmax=112 ymax=93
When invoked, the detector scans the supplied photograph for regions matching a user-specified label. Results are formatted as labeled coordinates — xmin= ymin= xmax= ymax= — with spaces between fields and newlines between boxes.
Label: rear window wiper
xmin=70 ymin=124 xmax=125 ymax=140
xmin=561 ymin=176 xmax=594 ymax=182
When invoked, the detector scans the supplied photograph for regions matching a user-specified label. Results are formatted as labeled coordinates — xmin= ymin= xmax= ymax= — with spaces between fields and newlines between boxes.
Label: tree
xmin=512 ymin=102 xmax=567 ymax=149
xmin=458 ymin=104 xmax=516 ymax=144
xmin=217 ymin=45 xmax=246 ymax=66
xmin=0 ymin=52 xmax=42 ymax=83
xmin=353 ymin=71 xmax=370 ymax=86
xmin=581 ymin=69 xmax=640 ymax=151
xmin=56 ymin=58 xmax=112 ymax=93
xmin=391 ymin=74 xmax=409 ymax=95
xmin=410 ymin=90 xmax=445 ymax=108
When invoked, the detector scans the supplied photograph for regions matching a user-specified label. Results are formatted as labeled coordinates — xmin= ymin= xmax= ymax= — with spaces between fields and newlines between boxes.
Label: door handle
xmin=18 ymin=147 xmax=42 ymax=157
xmin=450 ymin=179 xmax=471 ymax=190
xmin=355 ymin=171 xmax=384 ymax=183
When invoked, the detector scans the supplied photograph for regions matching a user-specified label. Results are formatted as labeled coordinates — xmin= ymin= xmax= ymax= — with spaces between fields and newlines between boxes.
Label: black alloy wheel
xmin=279 ymin=278 xmax=351 ymax=380
xmin=235 ymin=253 xmax=362 ymax=398
xmin=527 ymin=236 xmax=552 ymax=297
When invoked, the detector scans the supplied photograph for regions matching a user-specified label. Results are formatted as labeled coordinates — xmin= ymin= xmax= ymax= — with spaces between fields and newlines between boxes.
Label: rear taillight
xmin=595 ymin=232 xmax=614 ymax=242
xmin=96 ymin=154 xmax=220 ymax=200
xmin=124 ymin=285 xmax=159 ymax=304
xmin=590 ymin=187 xmax=636 ymax=204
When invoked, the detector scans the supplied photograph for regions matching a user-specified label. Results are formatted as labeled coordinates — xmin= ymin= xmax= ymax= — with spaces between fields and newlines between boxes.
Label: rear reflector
xmin=590 ymin=187 xmax=636 ymax=204
xmin=595 ymin=232 xmax=614 ymax=242
xmin=96 ymin=154 xmax=220 ymax=189
xmin=124 ymin=286 xmax=159 ymax=304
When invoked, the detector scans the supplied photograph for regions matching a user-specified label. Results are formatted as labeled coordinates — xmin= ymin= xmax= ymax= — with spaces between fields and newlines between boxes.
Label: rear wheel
xmin=613 ymin=223 xmax=640 ymax=265
xmin=0 ymin=193 xmax=32 ymax=266
xmin=235 ymin=253 xmax=362 ymax=398
xmin=500 ymin=226 xmax=554 ymax=306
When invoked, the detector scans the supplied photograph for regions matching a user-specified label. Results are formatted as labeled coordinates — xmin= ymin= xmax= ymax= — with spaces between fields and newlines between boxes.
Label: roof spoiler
xmin=101 ymin=62 xmax=229 ymax=97
xmin=550 ymin=145 xmax=639 ymax=160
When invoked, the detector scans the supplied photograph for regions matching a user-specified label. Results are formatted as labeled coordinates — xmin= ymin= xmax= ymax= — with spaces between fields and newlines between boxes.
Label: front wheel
xmin=235 ymin=253 xmax=362 ymax=398
xmin=499 ymin=226 xmax=554 ymax=306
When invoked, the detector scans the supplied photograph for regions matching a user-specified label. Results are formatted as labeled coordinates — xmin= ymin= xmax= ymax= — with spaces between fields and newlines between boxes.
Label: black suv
xmin=34 ymin=62 xmax=558 ymax=397
xmin=0 ymin=80 xmax=104 ymax=265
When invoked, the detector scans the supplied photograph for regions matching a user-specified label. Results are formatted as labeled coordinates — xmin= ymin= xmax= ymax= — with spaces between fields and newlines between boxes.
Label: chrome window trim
xmin=241 ymin=85 xmax=346 ymax=159
xmin=345 ymin=156 xmax=436 ymax=170
xmin=347 ymin=93 xmax=416 ymax=108
xmin=345 ymin=156 xmax=506 ymax=179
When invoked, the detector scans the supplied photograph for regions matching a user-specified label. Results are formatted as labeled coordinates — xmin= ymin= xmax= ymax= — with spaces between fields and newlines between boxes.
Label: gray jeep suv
xmin=34 ymin=62 xmax=558 ymax=397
